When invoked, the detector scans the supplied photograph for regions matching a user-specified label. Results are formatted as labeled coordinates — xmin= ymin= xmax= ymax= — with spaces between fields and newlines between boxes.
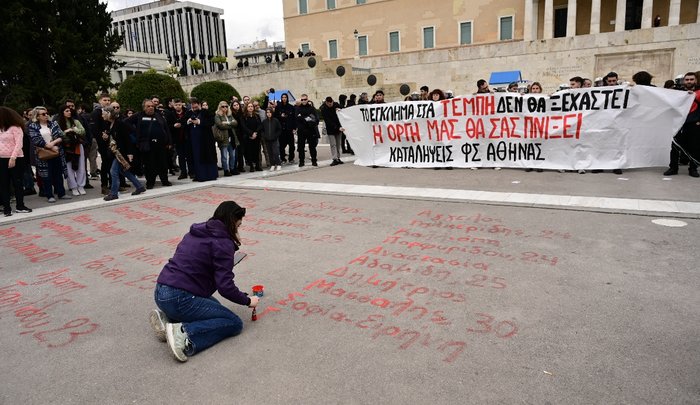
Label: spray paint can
xmin=251 ymin=307 xmax=257 ymax=321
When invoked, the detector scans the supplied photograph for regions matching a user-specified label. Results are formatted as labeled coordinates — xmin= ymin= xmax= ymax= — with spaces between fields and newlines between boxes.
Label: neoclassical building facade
xmin=111 ymin=0 xmax=228 ymax=76
xmin=284 ymin=0 xmax=699 ymax=59
xmin=179 ymin=1 xmax=699 ymax=102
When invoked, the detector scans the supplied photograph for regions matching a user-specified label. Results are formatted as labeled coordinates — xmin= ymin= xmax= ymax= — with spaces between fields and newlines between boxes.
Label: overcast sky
xmin=104 ymin=0 xmax=285 ymax=49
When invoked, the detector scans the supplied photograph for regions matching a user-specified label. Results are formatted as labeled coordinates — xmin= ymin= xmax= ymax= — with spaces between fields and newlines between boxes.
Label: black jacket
xmin=125 ymin=111 xmax=172 ymax=152
xmin=320 ymin=102 xmax=342 ymax=134
xmin=273 ymin=101 xmax=296 ymax=131
xmin=167 ymin=109 xmax=191 ymax=145
xmin=295 ymin=103 xmax=319 ymax=136
xmin=240 ymin=114 xmax=262 ymax=140
xmin=261 ymin=117 xmax=282 ymax=141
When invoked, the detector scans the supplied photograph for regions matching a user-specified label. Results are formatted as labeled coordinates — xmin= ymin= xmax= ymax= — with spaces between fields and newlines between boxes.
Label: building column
xmin=566 ymin=0 xmax=577 ymax=36
xmin=544 ymin=0 xmax=554 ymax=39
xmin=615 ymin=0 xmax=626 ymax=32
xmin=590 ymin=0 xmax=601 ymax=33
xmin=641 ymin=0 xmax=653 ymax=28
xmin=668 ymin=0 xmax=681 ymax=26
xmin=524 ymin=0 xmax=535 ymax=41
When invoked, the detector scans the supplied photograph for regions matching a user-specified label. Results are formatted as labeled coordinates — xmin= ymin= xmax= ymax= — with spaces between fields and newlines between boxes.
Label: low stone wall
xmin=178 ymin=23 xmax=700 ymax=103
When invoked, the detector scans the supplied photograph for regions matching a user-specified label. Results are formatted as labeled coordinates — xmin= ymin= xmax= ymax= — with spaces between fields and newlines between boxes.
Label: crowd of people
xmin=1 ymin=70 xmax=698 ymax=217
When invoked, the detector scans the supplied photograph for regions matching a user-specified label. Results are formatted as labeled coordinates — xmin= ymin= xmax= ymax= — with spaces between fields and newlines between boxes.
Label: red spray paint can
xmin=251 ymin=307 xmax=257 ymax=321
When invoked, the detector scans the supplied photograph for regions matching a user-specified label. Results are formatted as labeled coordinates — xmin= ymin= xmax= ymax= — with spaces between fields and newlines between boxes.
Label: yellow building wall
xmin=284 ymin=0 xmax=525 ymax=60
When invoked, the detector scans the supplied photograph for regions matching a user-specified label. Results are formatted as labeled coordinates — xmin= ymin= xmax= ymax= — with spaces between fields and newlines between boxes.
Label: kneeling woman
xmin=150 ymin=201 xmax=258 ymax=362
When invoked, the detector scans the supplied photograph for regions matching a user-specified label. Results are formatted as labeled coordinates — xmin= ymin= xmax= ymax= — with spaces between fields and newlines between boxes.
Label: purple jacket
xmin=157 ymin=219 xmax=250 ymax=306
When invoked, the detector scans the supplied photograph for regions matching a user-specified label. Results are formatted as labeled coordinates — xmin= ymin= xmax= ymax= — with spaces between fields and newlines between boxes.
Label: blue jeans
xmin=154 ymin=283 xmax=243 ymax=356
xmin=109 ymin=159 xmax=143 ymax=197
xmin=219 ymin=144 xmax=236 ymax=172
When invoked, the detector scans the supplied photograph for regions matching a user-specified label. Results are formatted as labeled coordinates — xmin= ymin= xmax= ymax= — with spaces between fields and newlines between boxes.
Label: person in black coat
xmin=273 ymin=93 xmax=296 ymax=164
xmin=320 ymin=96 xmax=344 ymax=165
xmin=101 ymin=105 xmax=146 ymax=200
xmin=186 ymin=98 xmax=219 ymax=182
xmin=90 ymin=93 xmax=114 ymax=193
xmin=124 ymin=99 xmax=173 ymax=188
xmin=240 ymin=102 xmax=263 ymax=171
xmin=167 ymin=99 xmax=192 ymax=179
xmin=261 ymin=109 xmax=282 ymax=170
xmin=295 ymin=94 xmax=320 ymax=167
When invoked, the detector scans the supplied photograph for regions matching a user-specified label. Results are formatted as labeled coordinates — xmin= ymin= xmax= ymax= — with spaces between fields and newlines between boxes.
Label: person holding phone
xmin=150 ymin=201 xmax=258 ymax=362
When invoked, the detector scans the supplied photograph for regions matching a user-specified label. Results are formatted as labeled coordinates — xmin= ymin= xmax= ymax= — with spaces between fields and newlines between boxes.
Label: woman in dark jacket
xmin=27 ymin=106 xmax=69 ymax=203
xmin=231 ymin=101 xmax=247 ymax=173
xmin=260 ymin=108 xmax=282 ymax=171
xmin=240 ymin=102 xmax=262 ymax=172
xmin=151 ymin=201 xmax=258 ymax=362
xmin=101 ymin=106 xmax=146 ymax=201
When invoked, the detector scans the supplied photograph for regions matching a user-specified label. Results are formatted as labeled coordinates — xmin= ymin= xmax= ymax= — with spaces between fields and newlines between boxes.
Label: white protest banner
xmin=338 ymin=86 xmax=694 ymax=170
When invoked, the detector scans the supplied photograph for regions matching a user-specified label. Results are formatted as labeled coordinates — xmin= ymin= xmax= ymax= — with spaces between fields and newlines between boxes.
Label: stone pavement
xmin=1 ymin=152 xmax=699 ymax=404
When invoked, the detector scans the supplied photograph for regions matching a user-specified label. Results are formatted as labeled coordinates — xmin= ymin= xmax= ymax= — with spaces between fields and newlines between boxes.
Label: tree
xmin=116 ymin=71 xmax=186 ymax=110
xmin=0 ymin=0 xmax=123 ymax=111
xmin=190 ymin=81 xmax=241 ymax=106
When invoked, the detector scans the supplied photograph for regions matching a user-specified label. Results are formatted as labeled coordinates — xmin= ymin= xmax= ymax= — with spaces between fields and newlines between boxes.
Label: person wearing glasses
xmin=213 ymin=101 xmax=238 ymax=176
xmin=0 ymin=107 xmax=33 ymax=216
xmin=150 ymin=201 xmax=258 ymax=362
xmin=27 ymin=107 xmax=70 ymax=203
xmin=295 ymin=94 xmax=320 ymax=167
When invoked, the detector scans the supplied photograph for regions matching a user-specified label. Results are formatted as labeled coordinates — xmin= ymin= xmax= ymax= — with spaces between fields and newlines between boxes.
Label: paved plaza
xmin=1 ymin=153 xmax=699 ymax=404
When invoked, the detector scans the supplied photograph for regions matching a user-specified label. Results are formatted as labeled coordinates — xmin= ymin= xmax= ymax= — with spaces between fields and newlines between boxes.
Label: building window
xmin=499 ymin=16 xmax=513 ymax=40
xmin=301 ymin=42 xmax=310 ymax=54
xmin=423 ymin=26 xmax=435 ymax=49
xmin=326 ymin=0 xmax=335 ymax=10
xmin=356 ymin=0 xmax=366 ymax=3
xmin=328 ymin=39 xmax=338 ymax=59
xmin=389 ymin=31 xmax=400 ymax=52
xmin=459 ymin=21 xmax=472 ymax=45
xmin=358 ymin=35 xmax=368 ymax=56
xmin=299 ymin=0 xmax=308 ymax=15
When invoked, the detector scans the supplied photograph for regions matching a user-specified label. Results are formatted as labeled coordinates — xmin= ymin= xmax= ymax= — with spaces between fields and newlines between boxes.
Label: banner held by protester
xmin=338 ymin=86 xmax=693 ymax=170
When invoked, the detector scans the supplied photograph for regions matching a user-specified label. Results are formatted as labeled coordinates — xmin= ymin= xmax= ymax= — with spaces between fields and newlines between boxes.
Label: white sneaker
xmin=149 ymin=309 xmax=169 ymax=342
xmin=78 ymin=187 xmax=86 ymax=195
xmin=494 ymin=167 xmax=501 ymax=171
xmin=275 ymin=165 xmax=281 ymax=171
xmin=71 ymin=189 xmax=80 ymax=196
xmin=166 ymin=323 xmax=189 ymax=362
xmin=269 ymin=167 xmax=275 ymax=172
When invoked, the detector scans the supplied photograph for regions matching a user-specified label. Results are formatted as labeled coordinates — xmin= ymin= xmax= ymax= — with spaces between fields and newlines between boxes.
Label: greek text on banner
xmin=337 ymin=86 xmax=694 ymax=170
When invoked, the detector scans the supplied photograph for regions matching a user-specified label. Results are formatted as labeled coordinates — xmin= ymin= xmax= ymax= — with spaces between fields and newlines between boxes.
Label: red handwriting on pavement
xmin=71 ymin=214 xmax=129 ymax=236
xmin=110 ymin=207 xmax=178 ymax=227
xmin=255 ymin=291 xmax=466 ymax=363
xmin=0 ymin=273 xmax=98 ymax=348
xmin=0 ymin=227 xmax=64 ymax=262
